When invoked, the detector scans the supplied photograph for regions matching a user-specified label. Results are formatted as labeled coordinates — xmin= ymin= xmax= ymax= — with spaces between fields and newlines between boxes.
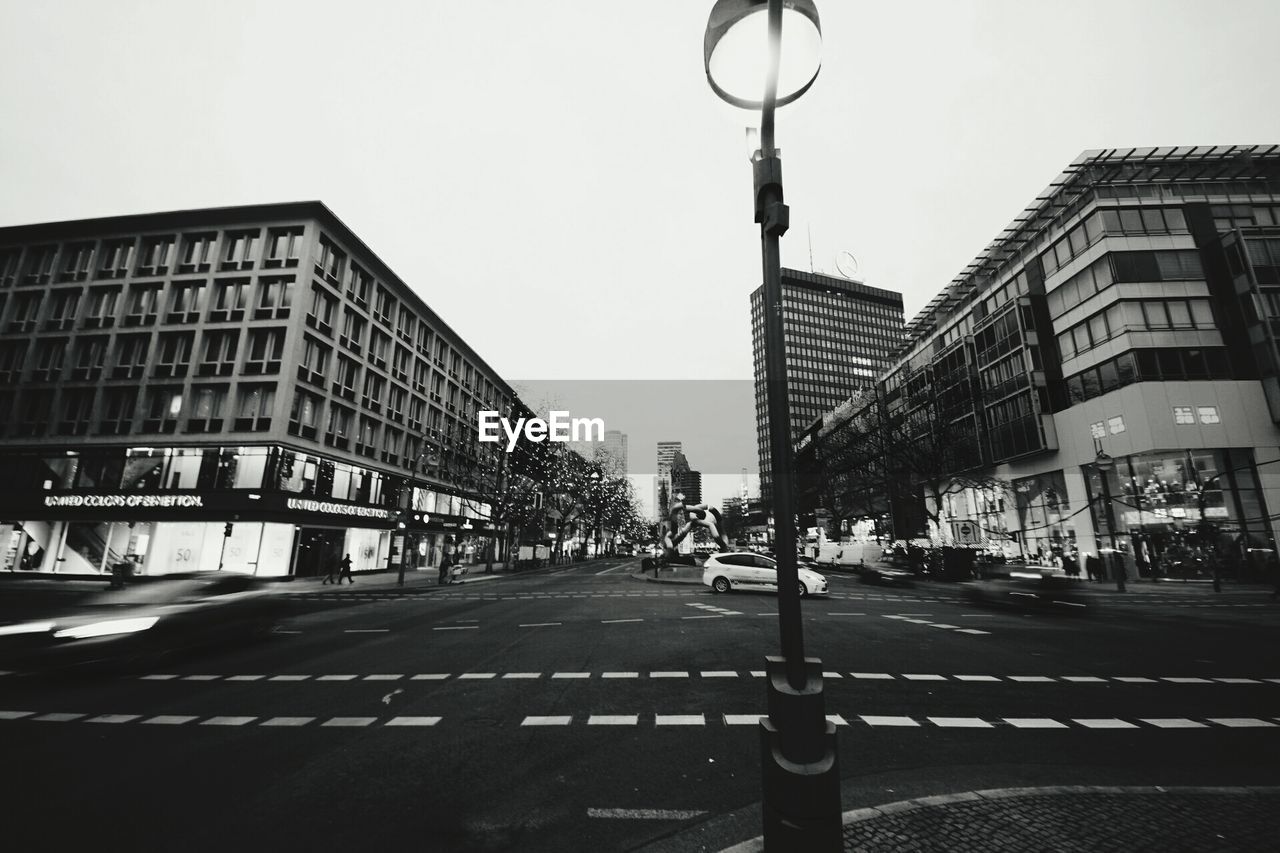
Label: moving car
xmin=702 ymin=552 xmax=828 ymax=597
xmin=856 ymin=564 xmax=915 ymax=587
xmin=0 ymin=573 xmax=286 ymax=671
xmin=961 ymin=575 xmax=1095 ymax=615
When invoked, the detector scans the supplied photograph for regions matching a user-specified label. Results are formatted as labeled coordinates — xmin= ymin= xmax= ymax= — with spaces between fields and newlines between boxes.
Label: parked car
xmin=702 ymin=552 xmax=828 ymax=597
xmin=0 ymin=573 xmax=286 ymax=671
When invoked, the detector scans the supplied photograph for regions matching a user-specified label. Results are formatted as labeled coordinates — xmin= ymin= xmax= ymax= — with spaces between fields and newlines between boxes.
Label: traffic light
xmin=223 ymin=522 xmax=233 ymax=537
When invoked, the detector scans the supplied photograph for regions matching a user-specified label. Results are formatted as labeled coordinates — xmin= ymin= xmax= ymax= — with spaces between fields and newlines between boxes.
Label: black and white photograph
xmin=2 ymin=1 xmax=1279 ymax=850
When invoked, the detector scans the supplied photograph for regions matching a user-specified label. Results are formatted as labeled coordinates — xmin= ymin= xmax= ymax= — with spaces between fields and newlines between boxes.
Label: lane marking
xmin=142 ymin=715 xmax=197 ymax=725
xmin=928 ymin=717 xmax=993 ymax=728
xmin=434 ymin=626 xmax=478 ymax=631
xmin=603 ymin=672 xmax=639 ymax=679
xmin=503 ymin=673 xmax=542 ymax=679
xmin=1062 ymin=677 xmax=1107 ymax=683
xmin=851 ymin=673 xmax=894 ymax=680
xmin=520 ymin=622 xmax=562 ymax=628
xmin=1141 ymin=718 xmax=1208 ymax=729
xmin=364 ymin=674 xmax=404 ymax=681
xmin=588 ymin=715 xmax=638 ymax=725
xmin=861 ymin=716 xmax=919 ymax=727
xmin=650 ymin=672 xmax=689 ymax=678
xmin=411 ymin=674 xmax=450 ymax=680
xmin=201 ymin=716 xmax=256 ymax=726
xmin=701 ymin=671 xmax=737 ymax=678
xmin=552 ymin=672 xmax=591 ymax=679
xmin=87 ymin=714 xmax=141 ymax=724
xmin=955 ymin=675 xmax=1000 ymax=682
xmin=262 ymin=717 xmax=315 ymax=726
xmin=33 ymin=713 xmax=86 ymax=722
xmin=655 ymin=715 xmax=705 ymax=726
xmin=602 ymin=618 xmax=643 ymax=624
xmin=1073 ymin=719 xmax=1139 ymax=729
xmin=344 ymin=629 xmax=390 ymax=633
xmin=1008 ymin=676 xmax=1055 ymax=683
xmin=0 ymin=711 xmax=35 ymax=720
xmin=227 ymin=675 xmax=266 ymax=682
xmin=522 ymin=716 xmax=572 ymax=726
xmin=1208 ymin=718 xmax=1276 ymax=728
xmin=587 ymin=808 xmax=708 ymax=820
xmin=322 ymin=717 xmax=377 ymax=727
xmin=458 ymin=673 xmax=496 ymax=680
xmin=386 ymin=716 xmax=441 ymax=726
xmin=682 ymin=615 xmax=723 ymax=620
xmin=903 ymin=674 xmax=946 ymax=681
xmin=268 ymin=675 xmax=310 ymax=682
xmin=318 ymin=675 xmax=358 ymax=682
xmin=1003 ymin=718 xmax=1068 ymax=729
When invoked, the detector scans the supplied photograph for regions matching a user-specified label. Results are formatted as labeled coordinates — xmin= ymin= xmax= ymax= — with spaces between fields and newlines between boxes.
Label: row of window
xmin=1065 ymin=347 xmax=1233 ymax=404
xmin=0 ymin=384 xmax=277 ymax=438
xmin=1056 ymin=299 xmax=1217 ymax=360
xmin=0 ymin=228 xmax=304 ymax=288
xmin=1046 ymin=250 xmax=1205 ymax=318
xmin=0 ymin=276 xmax=294 ymax=335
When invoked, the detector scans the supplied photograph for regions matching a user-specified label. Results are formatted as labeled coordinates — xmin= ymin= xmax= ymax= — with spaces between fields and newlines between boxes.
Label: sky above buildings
xmin=3 ymin=0 xmax=1280 ymax=511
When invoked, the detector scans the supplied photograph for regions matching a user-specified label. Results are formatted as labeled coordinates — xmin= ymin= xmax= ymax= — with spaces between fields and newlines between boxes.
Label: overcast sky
xmin=4 ymin=0 xmax=1280 ymax=511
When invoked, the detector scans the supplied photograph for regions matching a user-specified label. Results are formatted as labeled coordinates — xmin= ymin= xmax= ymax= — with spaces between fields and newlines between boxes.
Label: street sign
xmin=952 ymin=521 xmax=979 ymax=545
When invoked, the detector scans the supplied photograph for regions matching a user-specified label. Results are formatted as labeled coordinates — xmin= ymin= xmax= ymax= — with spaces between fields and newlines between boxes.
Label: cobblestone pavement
xmin=838 ymin=787 xmax=1279 ymax=852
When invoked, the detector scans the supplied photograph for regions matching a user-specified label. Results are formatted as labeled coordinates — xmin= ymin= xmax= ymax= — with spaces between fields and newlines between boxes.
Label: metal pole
xmin=1099 ymin=466 xmax=1125 ymax=592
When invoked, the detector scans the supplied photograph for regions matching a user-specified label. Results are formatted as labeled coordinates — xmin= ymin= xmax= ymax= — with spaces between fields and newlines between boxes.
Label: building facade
xmin=0 ymin=202 xmax=522 ymax=578
xmin=751 ymin=268 xmax=904 ymax=500
xmin=803 ymin=146 xmax=1280 ymax=582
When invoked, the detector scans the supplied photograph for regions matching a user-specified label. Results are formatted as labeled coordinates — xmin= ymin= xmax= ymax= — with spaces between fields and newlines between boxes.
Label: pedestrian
xmin=337 ymin=552 xmax=354 ymax=585
xmin=321 ymin=554 xmax=338 ymax=585
xmin=1085 ymin=552 xmax=1100 ymax=582
xmin=438 ymin=538 xmax=454 ymax=585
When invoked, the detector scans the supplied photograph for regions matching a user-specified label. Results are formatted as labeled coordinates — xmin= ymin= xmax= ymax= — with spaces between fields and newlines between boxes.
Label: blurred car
xmin=856 ymin=564 xmax=915 ymax=587
xmin=702 ymin=552 xmax=828 ymax=597
xmin=0 ymin=573 xmax=286 ymax=671
xmin=961 ymin=575 xmax=1095 ymax=615
xmin=795 ymin=555 xmax=821 ymax=569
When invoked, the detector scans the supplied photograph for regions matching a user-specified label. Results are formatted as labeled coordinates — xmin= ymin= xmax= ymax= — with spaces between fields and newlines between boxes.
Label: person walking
xmin=321 ymin=554 xmax=339 ymax=585
xmin=337 ymin=552 xmax=354 ymax=585
xmin=438 ymin=537 xmax=454 ymax=585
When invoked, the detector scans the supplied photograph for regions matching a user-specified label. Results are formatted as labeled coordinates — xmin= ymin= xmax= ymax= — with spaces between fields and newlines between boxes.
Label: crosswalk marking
xmin=860 ymin=715 xmax=919 ymax=727
xmin=1003 ymin=718 xmax=1068 ymax=729
xmin=1207 ymin=718 xmax=1276 ymax=728
xmin=928 ymin=717 xmax=992 ymax=728
xmin=317 ymin=675 xmax=358 ymax=681
xmin=1073 ymin=719 xmax=1138 ymax=729
xmin=1008 ymin=676 xmax=1055 ymax=683
xmin=322 ymin=717 xmax=377 ymax=727
xmin=1141 ymin=718 xmax=1208 ymax=728
xmin=33 ymin=713 xmax=85 ymax=722
xmin=386 ymin=716 xmax=441 ymax=726
xmin=851 ymin=673 xmax=895 ymax=680
xmin=411 ymin=674 xmax=450 ymax=680
xmin=202 ymin=716 xmax=256 ymax=726
xmin=86 ymin=714 xmax=142 ymax=724
xmin=955 ymin=675 xmax=1000 ymax=682
xmin=262 ymin=717 xmax=315 ymax=726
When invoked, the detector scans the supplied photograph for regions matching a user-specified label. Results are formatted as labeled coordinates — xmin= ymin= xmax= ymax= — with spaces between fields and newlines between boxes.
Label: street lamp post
xmin=704 ymin=2 xmax=840 ymax=848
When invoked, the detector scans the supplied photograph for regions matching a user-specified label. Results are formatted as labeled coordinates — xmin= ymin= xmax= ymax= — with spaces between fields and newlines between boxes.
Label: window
xmin=392 ymin=346 xmax=410 ymax=382
xmin=99 ymin=388 xmax=137 ymax=435
xmin=274 ymin=450 xmax=319 ymax=494
xmin=345 ymin=262 xmax=371 ymax=306
xmin=355 ymin=415 xmax=378 ymax=457
xmin=408 ymin=396 xmax=426 ymax=432
xmin=1197 ymin=406 xmax=1220 ymax=424
xmin=123 ymin=284 xmax=161 ymax=326
xmin=209 ymin=279 xmax=248 ymax=322
xmin=21 ymin=245 xmax=56 ymax=285
xmin=306 ymin=284 xmax=337 ymax=334
xmin=264 ymin=227 xmax=303 ymax=268
xmin=18 ymin=389 xmax=54 ymax=436
xmin=137 ymin=235 xmax=175 ymax=276
xmin=234 ymin=385 xmax=275 ymax=432
xmin=387 ymin=385 xmax=407 ymax=423
xmin=0 ymin=248 xmax=21 ymax=286
xmin=416 ymin=322 xmax=433 ymax=355
xmin=166 ymin=280 xmax=205 ymax=323
xmin=83 ymin=286 xmax=121 ymax=329
xmin=297 ymin=336 xmax=331 ymax=387
xmin=154 ymin=331 xmax=194 ymax=378
xmin=32 ymin=339 xmax=67 ymax=381
xmin=412 ymin=360 xmax=429 ymax=393
xmin=1107 ymin=415 xmax=1126 ymax=435
xmin=142 ymin=387 xmax=184 ymax=433
xmin=244 ymin=327 xmax=285 ymax=374
xmin=324 ymin=403 xmax=353 ymax=450
xmin=397 ymin=307 xmax=415 ymax=343
xmin=58 ymin=388 xmax=96 ymax=436
xmin=221 ymin=230 xmax=259 ymax=270
xmin=186 ymin=385 xmax=227 ymax=433
xmin=58 ymin=243 xmax=94 ymax=282
xmin=332 ymin=354 xmax=359 ymax=401
xmin=315 ymin=235 xmax=346 ymax=283
xmin=0 ymin=340 xmax=26 ymax=383
xmin=381 ymin=426 xmax=402 ymax=464
xmin=362 ymin=371 xmax=385 ymax=413
xmin=178 ymin=233 xmax=216 ymax=273
xmin=1173 ymin=406 xmax=1195 ymax=425
xmin=340 ymin=308 xmax=365 ymax=353
xmin=374 ymin=285 xmax=395 ymax=325
xmin=9 ymin=292 xmax=43 ymax=333
xmin=71 ymin=335 xmax=108 ymax=381
xmin=198 ymin=330 xmax=239 ymax=376
xmin=255 ymin=276 xmax=294 ymax=320
xmin=288 ymin=390 xmax=323 ymax=440
xmin=369 ymin=329 xmax=389 ymax=368
xmin=97 ymin=239 xmax=135 ymax=279
xmin=113 ymin=334 xmax=151 ymax=380
xmin=45 ymin=288 xmax=81 ymax=331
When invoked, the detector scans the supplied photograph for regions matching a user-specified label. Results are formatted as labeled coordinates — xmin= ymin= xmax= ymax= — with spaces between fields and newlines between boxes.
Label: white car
xmin=702 ymin=552 xmax=829 ymax=597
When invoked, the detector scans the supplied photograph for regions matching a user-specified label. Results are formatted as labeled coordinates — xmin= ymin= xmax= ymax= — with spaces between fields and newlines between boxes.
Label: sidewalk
xmin=714 ymin=785 xmax=1278 ymax=852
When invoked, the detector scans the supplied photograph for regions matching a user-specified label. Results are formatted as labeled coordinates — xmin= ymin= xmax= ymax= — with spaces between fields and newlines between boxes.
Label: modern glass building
xmin=750 ymin=268 xmax=905 ymax=500
xmin=805 ymin=146 xmax=1280 ymax=582
xmin=0 ymin=202 xmax=520 ymax=578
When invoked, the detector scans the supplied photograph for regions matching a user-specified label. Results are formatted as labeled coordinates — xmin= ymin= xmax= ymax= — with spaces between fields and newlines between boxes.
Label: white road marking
xmin=458 ymin=673 xmax=496 ymax=679
xmin=650 ymin=672 xmax=689 ymax=678
xmin=826 ymin=715 xmax=850 ymax=726
xmin=1008 ymin=676 xmax=1055 ymax=683
xmin=587 ymin=808 xmax=708 ymax=820
xmin=1213 ymin=678 xmax=1261 ymax=684
xmin=1073 ymin=719 xmax=1138 ymax=729
xmin=365 ymin=674 xmax=404 ymax=681
xmin=1141 ymin=718 xmax=1208 ymax=728
xmin=323 ymin=717 xmax=377 ymax=727
xmin=345 ymin=629 xmax=390 ymax=633
xmin=928 ymin=717 xmax=992 ymax=728
xmin=588 ymin=715 xmax=638 ymax=725
xmin=202 ymin=716 xmax=256 ymax=726
xmin=1062 ymin=677 xmax=1107 ymax=683
xmin=0 ymin=711 xmax=35 ymax=720
xmin=269 ymin=675 xmax=310 ymax=682
xmin=317 ymin=675 xmax=358 ymax=682
xmin=955 ymin=675 xmax=1000 ymax=682
xmin=682 ymin=615 xmax=723 ymax=620
xmin=520 ymin=622 xmax=562 ymax=628
xmin=262 ymin=717 xmax=315 ymax=726
xmin=603 ymin=672 xmax=639 ymax=679
xmin=1003 ymin=718 xmax=1069 ymax=729
xmin=851 ymin=672 xmax=894 ymax=680
xmin=1162 ymin=677 xmax=1213 ymax=684
xmin=522 ymin=716 xmax=572 ymax=726
xmin=903 ymin=674 xmax=946 ymax=681
xmin=141 ymin=674 xmax=179 ymax=681
xmin=955 ymin=629 xmax=991 ymax=635
xmin=1113 ymin=677 xmax=1157 ymax=683
xmin=227 ymin=675 xmax=266 ymax=682
xmin=861 ymin=716 xmax=919 ymax=727
xmin=724 ymin=714 xmax=761 ymax=726
xmin=502 ymin=673 xmax=542 ymax=679
xmin=656 ymin=715 xmax=705 ymax=726
xmin=87 ymin=714 xmax=141 ymax=724
xmin=182 ymin=675 xmax=220 ymax=681
xmin=827 ymin=613 xmax=866 ymax=616
xmin=142 ymin=715 xmax=197 ymax=725
xmin=386 ymin=716 xmax=441 ymax=726
xmin=1208 ymin=718 xmax=1276 ymax=728
xmin=411 ymin=674 xmax=450 ymax=680
xmin=434 ymin=626 xmax=478 ymax=631
xmin=602 ymin=618 xmax=643 ymax=624
xmin=33 ymin=713 xmax=85 ymax=722
xmin=552 ymin=672 xmax=591 ymax=679
xmin=701 ymin=671 xmax=737 ymax=678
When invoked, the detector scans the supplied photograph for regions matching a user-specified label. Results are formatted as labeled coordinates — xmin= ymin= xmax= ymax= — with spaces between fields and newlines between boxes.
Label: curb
xmin=716 ymin=785 xmax=1280 ymax=853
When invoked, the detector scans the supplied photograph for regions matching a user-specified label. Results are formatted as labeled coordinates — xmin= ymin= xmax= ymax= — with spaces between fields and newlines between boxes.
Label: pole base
xmin=759 ymin=656 xmax=842 ymax=851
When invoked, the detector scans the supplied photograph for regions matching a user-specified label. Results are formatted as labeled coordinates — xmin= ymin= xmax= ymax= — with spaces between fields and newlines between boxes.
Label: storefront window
xmin=232 ymin=447 xmax=270 ymax=488
xmin=33 ymin=454 xmax=80 ymax=490
xmin=77 ymin=448 xmax=126 ymax=490
xmin=275 ymin=450 xmax=319 ymax=495
xmin=1013 ymin=470 xmax=1074 ymax=560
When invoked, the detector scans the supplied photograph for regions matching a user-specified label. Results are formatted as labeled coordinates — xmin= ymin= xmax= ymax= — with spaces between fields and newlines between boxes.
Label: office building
xmin=751 ymin=268 xmax=904 ymax=500
xmin=602 ymin=429 xmax=628 ymax=475
xmin=0 ymin=202 xmax=521 ymax=577
xmin=800 ymin=146 xmax=1280 ymax=581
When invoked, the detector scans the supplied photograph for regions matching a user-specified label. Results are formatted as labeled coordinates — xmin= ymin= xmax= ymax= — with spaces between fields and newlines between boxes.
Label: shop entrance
xmin=294 ymin=527 xmax=345 ymax=578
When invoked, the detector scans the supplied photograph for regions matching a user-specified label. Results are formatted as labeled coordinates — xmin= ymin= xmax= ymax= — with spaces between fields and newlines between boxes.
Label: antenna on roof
xmin=807 ymin=224 xmax=815 ymax=273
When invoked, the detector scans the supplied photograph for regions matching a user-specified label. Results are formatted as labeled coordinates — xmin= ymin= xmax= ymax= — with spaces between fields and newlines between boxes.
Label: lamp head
xmin=1094 ymin=451 xmax=1115 ymax=473
xmin=704 ymin=0 xmax=822 ymax=110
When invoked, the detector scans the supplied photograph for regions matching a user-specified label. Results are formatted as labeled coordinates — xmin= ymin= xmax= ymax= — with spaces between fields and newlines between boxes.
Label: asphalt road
xmin=3 ymin=561 xmax=1278 ymax=852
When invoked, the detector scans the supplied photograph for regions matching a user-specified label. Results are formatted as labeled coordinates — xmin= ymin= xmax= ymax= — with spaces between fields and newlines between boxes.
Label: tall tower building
xmin=655 ymin=440 xmax=681 ymax=520
xmin=602 ymin=429 xmax=628 ymax=475
xmin=751 ymin=268 xmax=904 ymax=500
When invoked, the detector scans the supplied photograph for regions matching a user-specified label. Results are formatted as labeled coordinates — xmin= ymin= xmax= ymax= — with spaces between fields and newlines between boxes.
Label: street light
xmin=704 ymin=2 xmax=840 ymax=848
